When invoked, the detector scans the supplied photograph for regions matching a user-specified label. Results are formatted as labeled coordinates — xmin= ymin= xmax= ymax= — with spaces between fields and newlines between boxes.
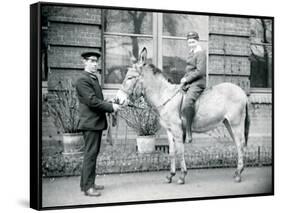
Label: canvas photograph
xmin=30 ymin=2 xmax=273 ymax=210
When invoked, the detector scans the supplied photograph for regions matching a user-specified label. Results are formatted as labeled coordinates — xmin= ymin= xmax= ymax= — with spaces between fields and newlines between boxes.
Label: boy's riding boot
xmin=185 ymin=106 xmax=195 ymax=143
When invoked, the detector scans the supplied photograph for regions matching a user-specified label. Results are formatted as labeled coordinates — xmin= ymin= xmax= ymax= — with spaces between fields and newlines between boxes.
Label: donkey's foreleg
xmin=176 ymin=142 xmax=187 ymax=184
xmin=165 ymin=157 xmax=176 ymax=183
xmin=166 ymin=130 xmax=176 ymax=183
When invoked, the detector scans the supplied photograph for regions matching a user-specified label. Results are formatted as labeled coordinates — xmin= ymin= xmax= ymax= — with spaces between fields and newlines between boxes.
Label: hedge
xmin=42 ymin=144 xmax=272 ymax=177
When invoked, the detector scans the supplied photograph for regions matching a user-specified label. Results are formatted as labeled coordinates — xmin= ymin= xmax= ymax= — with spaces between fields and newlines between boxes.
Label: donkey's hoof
xmin=177 ymin=178 xmax=185 ymax=185
xmin=234 ymin=175 xmax=242 ymax=183
xmin=165 ymin=176 xmax=172 ymax=183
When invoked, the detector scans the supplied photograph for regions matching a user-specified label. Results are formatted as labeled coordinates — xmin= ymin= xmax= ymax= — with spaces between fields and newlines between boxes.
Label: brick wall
xmin=42 ymin=6 xmax=102 ymax=90
xmin=42 ymin=6 xmax=101 ymax=25
xmin=209 ymin=16 xmax=250 ymax=36
xmin=208 ymin=56 xmax=250 ymax=75
xmin=208 ymin=16 xmax=251 ymax=94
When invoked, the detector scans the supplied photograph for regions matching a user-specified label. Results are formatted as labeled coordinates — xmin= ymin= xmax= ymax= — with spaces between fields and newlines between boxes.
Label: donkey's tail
xmin=244 ymin=101 xmax=250 ymax=147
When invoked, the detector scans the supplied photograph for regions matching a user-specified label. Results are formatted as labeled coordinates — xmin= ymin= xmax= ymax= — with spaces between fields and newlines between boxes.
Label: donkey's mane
xmin=147 ymin=64 xmax=173 ymax=83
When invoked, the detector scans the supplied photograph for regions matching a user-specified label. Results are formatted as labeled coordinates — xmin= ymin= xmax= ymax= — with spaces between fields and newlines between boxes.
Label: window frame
xmin=102 ymin=10 xmax=210 ymax=88
xmin=160 ymin=13 xmax=209 ymax=86
xmin=102 ymin=9 xmax=155 ymax=89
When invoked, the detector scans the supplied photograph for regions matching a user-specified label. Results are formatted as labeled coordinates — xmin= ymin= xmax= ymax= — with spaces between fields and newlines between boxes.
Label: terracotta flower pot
xmin=62 ymin=132 xmax=84 ymax=156
xmin=136 ymin=135 xmax=156 ymax=154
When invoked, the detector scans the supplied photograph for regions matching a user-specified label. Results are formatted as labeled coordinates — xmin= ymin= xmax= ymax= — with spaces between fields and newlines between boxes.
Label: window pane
xmin=250 ymin=18 xmax=273 ymax=88
xmin=105 ymin=36 xmax=153 ymax=84
xmin=163 ymin=14 xmax=208 ymax=40
xmin=104 ymin=9 xmax=152 ymax=35
xmin=250 ymin=45 xmax=272 ymax=88
xmin=162 ymin=39 xmax=208 ymax=84
xmin=250 ymin=18 xmax=272 ymax=44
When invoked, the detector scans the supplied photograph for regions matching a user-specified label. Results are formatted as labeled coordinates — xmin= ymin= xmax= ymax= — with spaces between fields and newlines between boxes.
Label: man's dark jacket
xmin=76 ymin=72 xmax=114 ymax=131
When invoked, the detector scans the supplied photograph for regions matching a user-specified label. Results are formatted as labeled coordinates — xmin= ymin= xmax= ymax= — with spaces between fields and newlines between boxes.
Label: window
xmin=103 ymin=10 xmax=153 ymax=87
xmin=162 ymin=13 xmax=208 ymax=83
xmin=250 ymin=18 xmax=272 ymax=89
xmin=103 ymin=10 xmax=209 ymax=86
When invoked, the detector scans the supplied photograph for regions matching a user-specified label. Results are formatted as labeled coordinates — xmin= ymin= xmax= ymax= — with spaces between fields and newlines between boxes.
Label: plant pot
xmin=136 ymin=135 xmax=156 ymax=154
xmin=62 ymin=132 xmax=84 ymax=156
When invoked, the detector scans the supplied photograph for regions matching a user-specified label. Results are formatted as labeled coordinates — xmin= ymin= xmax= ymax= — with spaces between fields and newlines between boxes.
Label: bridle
xmin=120 ymin=71 xmax=144 ymax=100
xmin=120 ymin=65 xmax=182 ymax=111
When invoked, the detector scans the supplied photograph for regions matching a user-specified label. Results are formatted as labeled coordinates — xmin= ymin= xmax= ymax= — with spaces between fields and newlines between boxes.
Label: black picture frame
xmin=30 ymin=1 xmax=274 ymax=210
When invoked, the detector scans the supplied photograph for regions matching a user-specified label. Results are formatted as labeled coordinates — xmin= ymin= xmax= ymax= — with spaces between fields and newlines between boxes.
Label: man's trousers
xmin=80 ymin=130 xmax=102 ymax=192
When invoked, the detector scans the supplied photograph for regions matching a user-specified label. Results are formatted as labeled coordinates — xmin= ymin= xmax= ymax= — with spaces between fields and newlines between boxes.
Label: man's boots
xmin=182 ymin=106 xmax=195 ymax=143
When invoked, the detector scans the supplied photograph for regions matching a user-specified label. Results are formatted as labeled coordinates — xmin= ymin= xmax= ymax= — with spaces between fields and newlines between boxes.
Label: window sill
xmin=250 ymin=88 xmax=272 ymax=94
xmin=249 ymin=88 xmax=272 ymax=104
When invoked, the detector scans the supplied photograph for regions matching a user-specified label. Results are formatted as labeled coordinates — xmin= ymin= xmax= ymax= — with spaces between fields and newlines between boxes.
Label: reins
xmin=154 ymin=87 xmax=182 ymax=109
xmin=125 ymin=86 xmax=182 ymax=117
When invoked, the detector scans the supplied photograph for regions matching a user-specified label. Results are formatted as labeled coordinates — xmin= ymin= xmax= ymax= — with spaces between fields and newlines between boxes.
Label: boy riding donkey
xmin=180 ymin=31 xmax=207 ymax=143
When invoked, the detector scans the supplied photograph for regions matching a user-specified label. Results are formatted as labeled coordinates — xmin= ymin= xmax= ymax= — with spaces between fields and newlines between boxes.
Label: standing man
xmin=76 ymin=51 xmax=121 ymax=197
xmin=180 ymin=31 xmax=207 ymax=143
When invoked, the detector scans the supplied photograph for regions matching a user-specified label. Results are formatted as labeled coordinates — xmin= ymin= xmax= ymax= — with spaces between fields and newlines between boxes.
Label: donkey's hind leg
xmin=232 ymin=125 xmax=246 ymax=183
xmin=165 ymin=130 xmax=176 ymax=183
xmin=223 ymin=119 xmax=245 ymax=182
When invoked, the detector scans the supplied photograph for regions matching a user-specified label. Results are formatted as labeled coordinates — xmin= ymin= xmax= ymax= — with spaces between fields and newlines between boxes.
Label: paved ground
xmin=42 ymin=166 xmax=272 ymax=208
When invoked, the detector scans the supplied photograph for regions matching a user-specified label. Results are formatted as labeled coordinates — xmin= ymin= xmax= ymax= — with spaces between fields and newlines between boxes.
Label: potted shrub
xmin=119 ymin=97 xmax=161 ymax=153
xmin=47 ymin=79 xmax=84 ymax=155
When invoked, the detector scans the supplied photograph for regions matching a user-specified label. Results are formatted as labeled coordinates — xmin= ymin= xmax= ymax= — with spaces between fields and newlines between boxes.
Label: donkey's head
xmin=115 ymin=47 xmax=147 ymax=105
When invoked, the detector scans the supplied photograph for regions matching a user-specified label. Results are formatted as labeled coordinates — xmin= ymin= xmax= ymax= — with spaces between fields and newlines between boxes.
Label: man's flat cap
xmin=81 ymin=51 xmax=101 ymax=59
xmin=186 ymin=31 xmax=199 ymax=40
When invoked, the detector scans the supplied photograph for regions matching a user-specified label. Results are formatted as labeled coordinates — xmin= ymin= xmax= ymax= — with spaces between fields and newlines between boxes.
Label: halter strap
xmin=120 ymin=74 xmax=142 ymax=96
xmin=154 ymin=88 xmax=182 ymax=109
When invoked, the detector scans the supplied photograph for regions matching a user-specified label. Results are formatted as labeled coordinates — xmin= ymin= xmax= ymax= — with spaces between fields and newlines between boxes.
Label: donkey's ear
xmin=129 ymin=51 xmax=137 ymax=65
xmin=139 ymin=47 xmax=147 ymax=65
